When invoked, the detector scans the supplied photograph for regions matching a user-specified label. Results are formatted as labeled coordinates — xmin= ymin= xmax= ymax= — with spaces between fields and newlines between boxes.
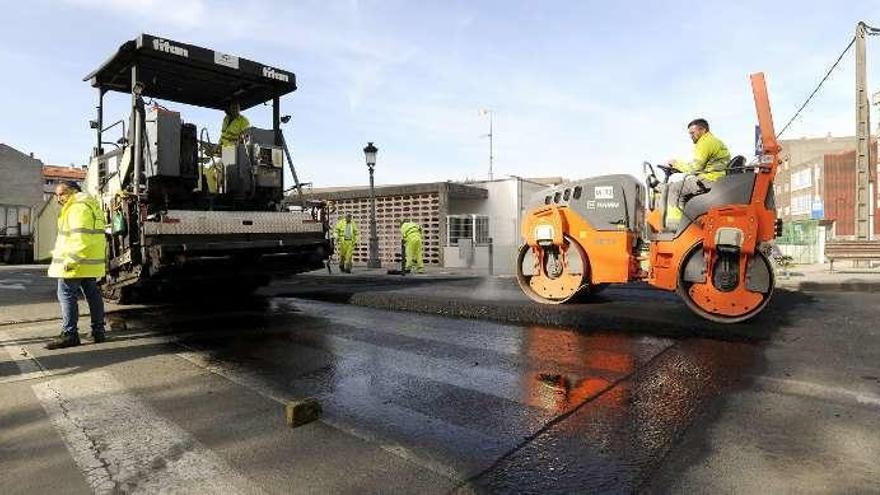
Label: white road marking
xmin=5 ymin=317 xmax=465 ymax=484
xmin=0 ymin=329 xmax=48 ymax=378
xmin=753 ymin=375 xmax=880 ymax=408
xmin=0 ymin=283 xmax=26 ymax=290
xmin=31 ymin=370 xmax=260 ymax=494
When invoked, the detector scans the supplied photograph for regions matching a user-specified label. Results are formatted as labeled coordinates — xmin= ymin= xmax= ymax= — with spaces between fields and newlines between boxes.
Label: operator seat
xmin=725 ymin=155 xmax=747 ymax=174
xmin=659 ymin=156 xmax=756 ymax=239
xmin=682 ymin=166 xmax=756 ymax=224
xmin=680 ymin=155 xmax=747 ymax=203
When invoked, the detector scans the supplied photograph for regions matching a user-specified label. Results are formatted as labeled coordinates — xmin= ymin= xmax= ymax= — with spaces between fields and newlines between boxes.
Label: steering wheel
xmin=657 ymin=164 xmax=676 ymax=176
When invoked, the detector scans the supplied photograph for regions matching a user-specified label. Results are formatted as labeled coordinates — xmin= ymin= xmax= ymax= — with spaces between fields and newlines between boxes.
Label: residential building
xmin=42 ymin=165 xmax=87 ymax=201
xmin=775 ymin=135 xmax=855 ymax=224
xmin=0 ymin=144 xmax=43 ymax=209
xmin=0 ymin=143 xmax=44 ymax=263
xmin=822 ymin=143 xmax=879 ymax=238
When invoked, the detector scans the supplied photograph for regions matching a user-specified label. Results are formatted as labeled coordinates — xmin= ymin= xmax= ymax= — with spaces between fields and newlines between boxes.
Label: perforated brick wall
xmin=330 ymin=193 xmax=443 ymax=265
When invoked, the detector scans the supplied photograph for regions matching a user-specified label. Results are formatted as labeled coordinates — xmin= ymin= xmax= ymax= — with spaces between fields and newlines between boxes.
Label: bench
xmin=824 ymin=241 xmax=880 ymax=271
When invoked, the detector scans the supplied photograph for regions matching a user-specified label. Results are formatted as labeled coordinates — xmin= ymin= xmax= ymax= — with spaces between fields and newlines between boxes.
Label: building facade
xmin=0 ymin=144 xmax=43 ymax=208
xmin=775 ymin=135 xmax=856 ymax=224
xmin=303 ymin=177 xmax=561 ymax=274
xmin=770 ymin=135 xmax=879 ymax=263
xmin=304 ymin=182 xmax=488 ymax=267
xmin=42 ymin=165 xmax=87 ymax=201
xmin=443 ymin=177 xmax=555 ymax=273
xmin=823 ymin=144 xmax=879 ymax=238
xmin=0 ymin=144 xmax=44 ymax=262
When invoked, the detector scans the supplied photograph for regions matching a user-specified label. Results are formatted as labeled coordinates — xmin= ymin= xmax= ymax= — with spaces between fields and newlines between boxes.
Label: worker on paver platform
xmin=45 ymin=181 xmax=107 ymax=350
xmin=205 ymin=100 xmax=251 ymax=193
xmin=219 ymin=100 xmax=251 ymax=148
xmin=666 ymin=118 xmax=731 ymax=226
xmin=333 ymin=213 xmax=359 ymax=273
xmin=400 ymin=218 xmax=424 ymax=273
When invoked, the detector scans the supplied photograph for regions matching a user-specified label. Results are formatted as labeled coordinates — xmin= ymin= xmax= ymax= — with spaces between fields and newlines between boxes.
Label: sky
xmin=1 ymin=0 xmax=879 ymax=188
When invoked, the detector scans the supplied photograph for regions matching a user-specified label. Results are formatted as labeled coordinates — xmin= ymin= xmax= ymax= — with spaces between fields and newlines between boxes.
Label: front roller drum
xmin=676 ymin=243 xmax=775 ymax=323
xmin=515 ymin=234 xmax=594 ymax=304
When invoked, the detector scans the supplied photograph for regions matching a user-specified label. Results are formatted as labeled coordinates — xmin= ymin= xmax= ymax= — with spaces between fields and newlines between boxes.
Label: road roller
xmin=515 ymin=73 xmax=782 ymax=323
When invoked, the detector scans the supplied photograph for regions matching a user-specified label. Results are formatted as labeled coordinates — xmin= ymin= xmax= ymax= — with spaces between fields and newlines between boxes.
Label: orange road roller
xmin=515 ymin=73 xmax=782 ymax=323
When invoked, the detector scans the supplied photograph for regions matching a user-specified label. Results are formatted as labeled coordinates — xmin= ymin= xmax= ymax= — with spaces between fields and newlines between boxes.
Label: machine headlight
xmin=535 ymin=224 xmax=554 ymax=242
xmin=715 ymin=227 xmax=744 ymax=248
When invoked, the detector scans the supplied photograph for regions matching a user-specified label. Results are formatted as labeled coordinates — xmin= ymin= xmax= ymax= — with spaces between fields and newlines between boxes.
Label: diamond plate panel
xmin=144 ymin=210 xmax=324 ymax=235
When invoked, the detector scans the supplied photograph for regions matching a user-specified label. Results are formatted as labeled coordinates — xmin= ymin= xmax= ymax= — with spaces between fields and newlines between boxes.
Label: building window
xmin=791 ymin=169 xmax=812 ymax=191
xmin=446 ymin=214 xmax=490 ymax=246
xmin=791 ymin=193 xmax=811 ymax=215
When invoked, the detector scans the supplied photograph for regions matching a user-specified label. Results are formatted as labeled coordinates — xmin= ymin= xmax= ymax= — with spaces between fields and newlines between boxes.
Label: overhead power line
xmin=776 ymin=36 xmax=855 ymax=138
xmin=776 ymin=22 xmax=880 ymax=139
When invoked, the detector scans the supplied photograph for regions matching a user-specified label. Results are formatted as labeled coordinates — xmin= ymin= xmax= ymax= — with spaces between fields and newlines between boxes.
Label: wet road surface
xmin=1 ymin=289 xmax=760 ymax=493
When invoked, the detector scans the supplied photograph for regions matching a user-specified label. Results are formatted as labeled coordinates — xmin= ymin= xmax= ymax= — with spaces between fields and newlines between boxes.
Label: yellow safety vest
xmin=219 ymin=114 xmax=251 ymax=147
xmin=48 ymin=192 xmax=106 ymax=279
xmin=673 ymin=131 xmax=731 ymax=181
xmin=334 ymin=218 xmax=359 ymax=243
xmin=400 ymin=222 xmax=422 ymax=242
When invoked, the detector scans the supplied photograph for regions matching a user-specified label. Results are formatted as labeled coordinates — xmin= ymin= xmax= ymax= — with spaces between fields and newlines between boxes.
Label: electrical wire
xmin=777 ymin=22 xmax=880 ymax=139
xmin=776 ymin=36 xmax=855 ymax=138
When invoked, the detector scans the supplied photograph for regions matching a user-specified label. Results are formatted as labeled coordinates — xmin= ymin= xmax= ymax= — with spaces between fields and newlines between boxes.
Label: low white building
xmin=444 ymin=177 xmax=559 ymax=274
xmin=303 ymin=176 xmax=562 ymax=274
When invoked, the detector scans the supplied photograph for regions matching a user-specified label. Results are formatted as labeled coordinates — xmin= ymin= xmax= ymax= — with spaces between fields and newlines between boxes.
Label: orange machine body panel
xmin=521 ymin=205 xmax=637 ymax=284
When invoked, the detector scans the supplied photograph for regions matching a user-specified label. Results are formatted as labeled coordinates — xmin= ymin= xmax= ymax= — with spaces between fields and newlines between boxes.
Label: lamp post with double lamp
xmin=364 ymin=142 xmax=381 ymax=268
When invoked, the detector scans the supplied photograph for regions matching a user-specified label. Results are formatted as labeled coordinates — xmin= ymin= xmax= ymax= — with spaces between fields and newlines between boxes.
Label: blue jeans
xmin=57 ymin=278 xmax=105 ymax=338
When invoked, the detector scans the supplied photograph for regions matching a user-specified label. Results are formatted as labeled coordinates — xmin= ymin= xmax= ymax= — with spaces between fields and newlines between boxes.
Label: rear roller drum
xmin=676 ymin=243 xmax=775 ymax=323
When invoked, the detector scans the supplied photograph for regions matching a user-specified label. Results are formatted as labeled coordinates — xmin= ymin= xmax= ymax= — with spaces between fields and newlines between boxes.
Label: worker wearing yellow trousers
xmin=333 ymin=213 xmax=359 ymax=273
xmin=400 ymin=219 xmax=424 ymax=273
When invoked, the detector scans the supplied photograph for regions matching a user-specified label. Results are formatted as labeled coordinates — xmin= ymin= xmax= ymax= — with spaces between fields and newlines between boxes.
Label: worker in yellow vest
xmin=665 ymin=118 xmax=731 ymax=227
xmin=333 ymin=213 xmax=359 ymax=273
xmin=400 ymin=218 xmax=424 ymax=273
xmin=45 ymin=181 xmax=107 ymax=349
xmin=219 ymin=100 xmax=251 ymax=147
xmin=205 ymin=100 xmax=251 ymax=193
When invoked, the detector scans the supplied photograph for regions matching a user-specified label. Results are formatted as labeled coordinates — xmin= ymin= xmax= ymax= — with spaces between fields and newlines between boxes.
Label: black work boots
xmin=44 ymin=332 xmax=106 ymax=349
xmin=44 ymin=334 xmax=81 ymax=349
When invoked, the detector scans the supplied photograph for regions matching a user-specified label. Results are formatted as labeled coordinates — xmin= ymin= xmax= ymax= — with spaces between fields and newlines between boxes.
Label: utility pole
xmin=855 ymin=22 xmax=870 ymax=240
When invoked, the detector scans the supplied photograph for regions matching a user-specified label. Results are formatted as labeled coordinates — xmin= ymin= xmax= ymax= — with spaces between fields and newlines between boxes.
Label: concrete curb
xmin=776 ymin=279 xmax=880 ymax=292
xmin=0 ymin=306 xmax=155 ymax=328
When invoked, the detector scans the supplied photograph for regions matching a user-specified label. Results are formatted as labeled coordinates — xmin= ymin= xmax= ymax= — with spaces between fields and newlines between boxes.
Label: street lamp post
xmin=364 ymin=142 xmax=381 ymax=268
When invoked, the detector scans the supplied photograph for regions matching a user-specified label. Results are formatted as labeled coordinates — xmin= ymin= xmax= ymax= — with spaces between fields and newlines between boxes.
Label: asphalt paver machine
xmin=83 ymin=34 xmax=330 ymax=302
xmin=516 ymin=73 xmax=782 ymax=323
